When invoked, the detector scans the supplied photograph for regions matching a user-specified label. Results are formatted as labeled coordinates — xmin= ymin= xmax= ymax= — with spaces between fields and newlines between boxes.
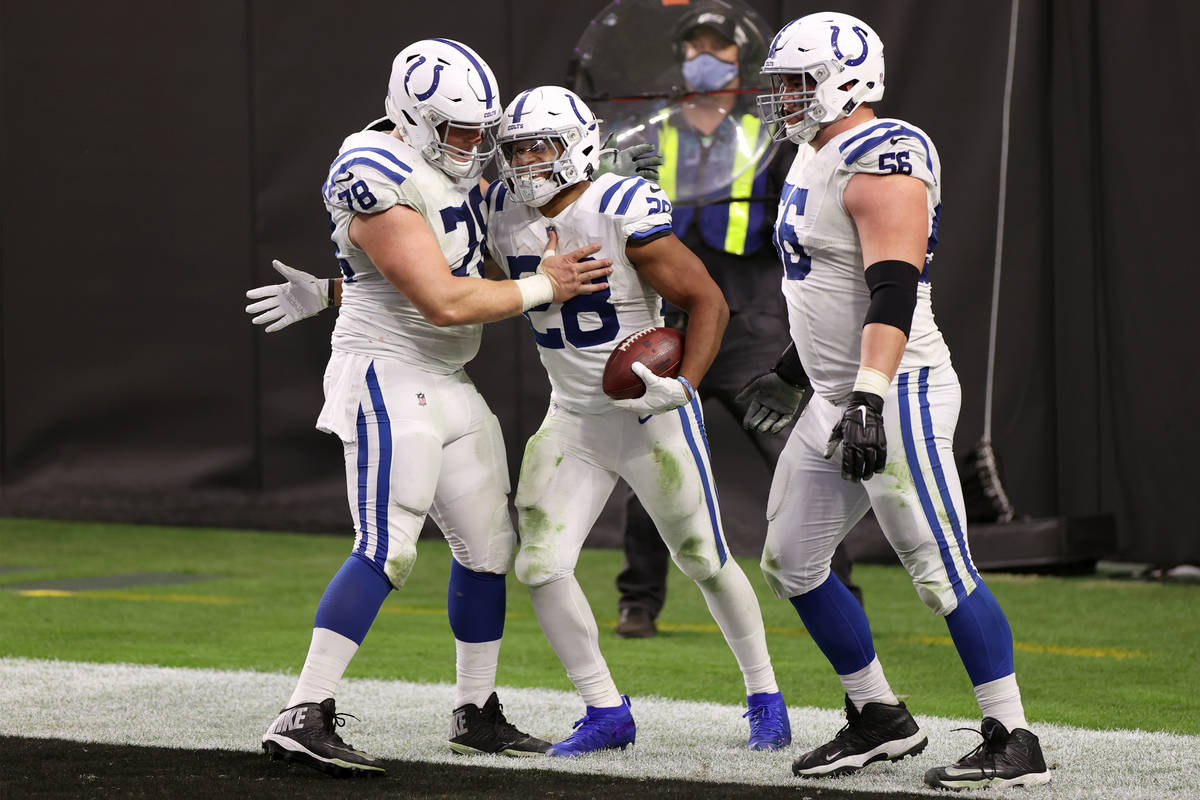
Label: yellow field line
xmin=14 ymin=589 xmax=244 ymax=605
xmin=10 ymin=595 xmax=1149 ymax=658
xmin=898 ymin=634 xmax=1147 ymax=659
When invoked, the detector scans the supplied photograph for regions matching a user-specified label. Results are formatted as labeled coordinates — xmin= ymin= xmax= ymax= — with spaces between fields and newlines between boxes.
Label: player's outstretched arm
xmin=244 ymin=260 xmax=340 ymax=332
xmin=350 ymin=206 xmax=611 ymax=326
xmin=825 ymin=172 xmax=928 ymax=481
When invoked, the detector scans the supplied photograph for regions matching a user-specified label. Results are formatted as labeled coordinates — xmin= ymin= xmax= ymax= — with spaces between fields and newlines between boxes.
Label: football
xmin=602 ymin=327 xmax=685 ymax=400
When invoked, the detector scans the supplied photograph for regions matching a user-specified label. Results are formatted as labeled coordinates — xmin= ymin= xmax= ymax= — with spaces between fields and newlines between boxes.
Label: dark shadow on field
xmin=1 ymin=737 xmax=934 ymax=799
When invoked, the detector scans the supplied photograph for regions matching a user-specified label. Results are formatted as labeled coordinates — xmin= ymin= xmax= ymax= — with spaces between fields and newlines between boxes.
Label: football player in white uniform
xmin=485 ymin=86 xmax=791 ymax=756
xmin=255 ymin=39 xmax=615 ymax=777
xmin=738 ymin=12 xmax=1051 ymax=789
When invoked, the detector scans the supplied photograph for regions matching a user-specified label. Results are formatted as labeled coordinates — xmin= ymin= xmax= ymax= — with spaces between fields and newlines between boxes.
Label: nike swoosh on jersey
xmin=638 ymin=415 xmax=652 ymax=424
xmin=335 ymin=171 xmax=355 ymax=183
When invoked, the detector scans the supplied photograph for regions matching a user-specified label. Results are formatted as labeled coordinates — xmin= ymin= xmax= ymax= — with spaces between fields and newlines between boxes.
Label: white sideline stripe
xmin=2 ymin=658 xmax=1198 ymax=799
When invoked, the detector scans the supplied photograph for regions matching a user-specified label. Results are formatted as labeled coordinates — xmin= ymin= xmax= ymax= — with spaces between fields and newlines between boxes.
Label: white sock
xmin=528 ymin=576 xmax=622 ymax=708
xmin=286 ymin=627 xmax=359 ymax=707
xmin=974 ymin=673 xmax=1029 ymax=732
xmin=839 ymin=656 xmax=899 ymax=711
xmin=694 ymin=561 xmax=778 ymax=695
xmin=454 ymin=638 xmax=500 ymax=709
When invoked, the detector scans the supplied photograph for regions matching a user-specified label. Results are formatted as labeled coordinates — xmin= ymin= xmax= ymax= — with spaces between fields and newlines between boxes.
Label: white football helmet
xmin=758 ymin=12 xmax=885 ymax=144
xmin=496 ymin=86 xmax=601 ymax=207
xmin=385 ymin=38 xmax=501 ymax=180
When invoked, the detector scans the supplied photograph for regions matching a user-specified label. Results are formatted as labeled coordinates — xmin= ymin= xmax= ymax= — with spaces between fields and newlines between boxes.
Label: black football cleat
xmin=924 ymin=717 xmax=1051 ymax=790
xmin=262 ymin=698 xmax=385 ymax=777
xmin=448 ymin=692 xmax=551 ymax=757
xmin=792 ymin=695 xmax=927 ymax=778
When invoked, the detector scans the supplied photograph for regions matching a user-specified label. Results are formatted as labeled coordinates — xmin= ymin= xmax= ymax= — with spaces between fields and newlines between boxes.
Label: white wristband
xmin=853 ymin=366 xmax=892 ymax=398
xmin=516 ymin=273 xmax=554 ymax=311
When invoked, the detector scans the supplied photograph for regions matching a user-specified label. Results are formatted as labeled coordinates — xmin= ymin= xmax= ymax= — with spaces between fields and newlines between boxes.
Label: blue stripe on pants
xmin=917 ymin=367 xmax=979 ymax=584
xmin=897 ymin=372 xmax=964 ymax=599
xmin=675 ymin=396 xmax=726 ymax=566
xmin=355 ymin=404 xmax=369 ymax=554
xmin=365 ymin=363 xmax=391 ymax=569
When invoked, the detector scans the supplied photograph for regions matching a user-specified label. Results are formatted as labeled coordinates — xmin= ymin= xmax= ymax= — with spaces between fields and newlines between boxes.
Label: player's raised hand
xmin=736 ymin=372 xmax=813 ymax=434
xmin=245 ymin=260 xmax=333 ymax=333
xmin=824 ymin=391 xmax=887 ymax=482
xmin=596 ymin=133 xmax=665 ymax=181
xmin=539 ymin=228 xmax=613 ymax=303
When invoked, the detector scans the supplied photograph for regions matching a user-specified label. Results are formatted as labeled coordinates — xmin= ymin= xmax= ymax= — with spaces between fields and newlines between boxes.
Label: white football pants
xmin=320 ymin=351 xmax=516 ymax=588
xmin=761 ymin=362 xmax=981 ymax=615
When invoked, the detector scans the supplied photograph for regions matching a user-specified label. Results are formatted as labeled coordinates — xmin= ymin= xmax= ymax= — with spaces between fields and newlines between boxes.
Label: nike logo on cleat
xmin=268 ymin=707 xmax=308 ymax=733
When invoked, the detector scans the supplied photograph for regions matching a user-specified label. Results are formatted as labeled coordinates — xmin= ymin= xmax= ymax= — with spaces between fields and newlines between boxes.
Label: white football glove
xmin=612 ymin=362 xmax=693 ymax=416
xmin=245 ymin=260 xmax=332 ymax=333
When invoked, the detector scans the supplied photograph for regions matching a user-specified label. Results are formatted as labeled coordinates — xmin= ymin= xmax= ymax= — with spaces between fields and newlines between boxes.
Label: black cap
xmin=672 ymin=1 xmax=751 ymax=50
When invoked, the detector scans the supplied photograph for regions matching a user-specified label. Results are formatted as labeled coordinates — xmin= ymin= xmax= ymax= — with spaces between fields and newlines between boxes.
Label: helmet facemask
xmin=757 ymin=67 xmax=829 ymax=145
xmin=430 ymin=117 xmax=500 ymax=180
xmin=499 ymin=133 xmax=580 ymax=207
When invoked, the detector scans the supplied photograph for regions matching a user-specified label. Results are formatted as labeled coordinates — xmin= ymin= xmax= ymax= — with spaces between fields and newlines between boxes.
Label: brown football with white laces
xmin=602 ymin=327 xmax=684 ymax=400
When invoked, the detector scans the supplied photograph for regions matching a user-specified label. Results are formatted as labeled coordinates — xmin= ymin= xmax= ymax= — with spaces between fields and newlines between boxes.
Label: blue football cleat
xmin=546 ymin=695 xmax=636 ymax=757
xmin=745 ymin=691 xmax=792 ymax=750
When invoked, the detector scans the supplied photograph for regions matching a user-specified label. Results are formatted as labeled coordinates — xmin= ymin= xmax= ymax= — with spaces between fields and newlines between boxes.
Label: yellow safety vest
xmin=656 ymin=113 xmax=762 ymax=256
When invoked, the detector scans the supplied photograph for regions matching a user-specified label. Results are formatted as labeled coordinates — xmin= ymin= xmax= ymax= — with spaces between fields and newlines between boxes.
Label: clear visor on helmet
xmin=497 ymin=134 xmax=570 ymax=206
xmin=756 ymin=67 xmax=828 ymax=144
xmin=434 ymin=119 xmax=500 ymax=179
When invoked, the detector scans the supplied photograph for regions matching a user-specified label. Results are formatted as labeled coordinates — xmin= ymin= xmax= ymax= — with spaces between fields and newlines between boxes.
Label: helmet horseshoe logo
xmin=404 ymin=55 xmax=446 ymax=102
xmin=830 ymin=25 xmax=869 ymax=67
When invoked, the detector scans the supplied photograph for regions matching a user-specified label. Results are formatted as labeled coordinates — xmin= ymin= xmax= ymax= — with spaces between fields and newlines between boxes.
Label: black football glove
xmin=824 ymin=391 xmax=886 ymax=482
xmin=735 ymin=372 xmax=813 ymax=434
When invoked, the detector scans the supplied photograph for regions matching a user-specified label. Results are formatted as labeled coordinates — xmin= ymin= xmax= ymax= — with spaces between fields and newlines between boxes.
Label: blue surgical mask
xmin=682 ymin=52 xmax=738 ymax=93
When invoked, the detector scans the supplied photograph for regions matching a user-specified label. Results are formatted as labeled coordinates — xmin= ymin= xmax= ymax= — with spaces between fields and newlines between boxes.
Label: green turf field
xmin=2 ymin=517 xmax=1196 ymax=735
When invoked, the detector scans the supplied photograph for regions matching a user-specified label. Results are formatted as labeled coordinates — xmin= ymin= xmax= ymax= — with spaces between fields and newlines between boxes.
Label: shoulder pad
xmin=595 ymin=176 xmax=669 ymax=218
xmin=322 ymin=135 xmax=418 ymax=212
xmin=836 ymin=121 xmax=937 ymax=184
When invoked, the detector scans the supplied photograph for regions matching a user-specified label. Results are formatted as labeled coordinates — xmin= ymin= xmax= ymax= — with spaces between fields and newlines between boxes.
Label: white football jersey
xmin=324 ymin=119 xmax=486 ymax=374
xmin=773 ymin=117 xmax=952 ymax=404
xmin=486 ymin=173 xmax=673 ymax=414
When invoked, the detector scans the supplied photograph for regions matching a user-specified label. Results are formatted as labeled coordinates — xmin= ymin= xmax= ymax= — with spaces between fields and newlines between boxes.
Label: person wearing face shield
xmin=614 ymin=1 xmax=862 ymax=641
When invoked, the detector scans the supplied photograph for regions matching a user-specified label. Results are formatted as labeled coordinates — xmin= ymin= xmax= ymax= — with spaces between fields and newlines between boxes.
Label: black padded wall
xmin=1 ymin=1 xmax=1195 ymax=562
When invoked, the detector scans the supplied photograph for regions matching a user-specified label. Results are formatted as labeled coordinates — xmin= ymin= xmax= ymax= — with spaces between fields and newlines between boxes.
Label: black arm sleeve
xmin=863 ymin=259 xmax=921 ymax=337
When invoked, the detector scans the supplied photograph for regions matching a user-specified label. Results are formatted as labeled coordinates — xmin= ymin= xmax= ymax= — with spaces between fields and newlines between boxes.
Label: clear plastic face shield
xmin=570 ymin=0 xmax=777 ymax=206
xmin=757 ymin=67 xmax=826 ymax=145
xmin=498 ymin=135 xmax=569 ymax=206
xmin=433 ymin=117 xmax=500 ymax=180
